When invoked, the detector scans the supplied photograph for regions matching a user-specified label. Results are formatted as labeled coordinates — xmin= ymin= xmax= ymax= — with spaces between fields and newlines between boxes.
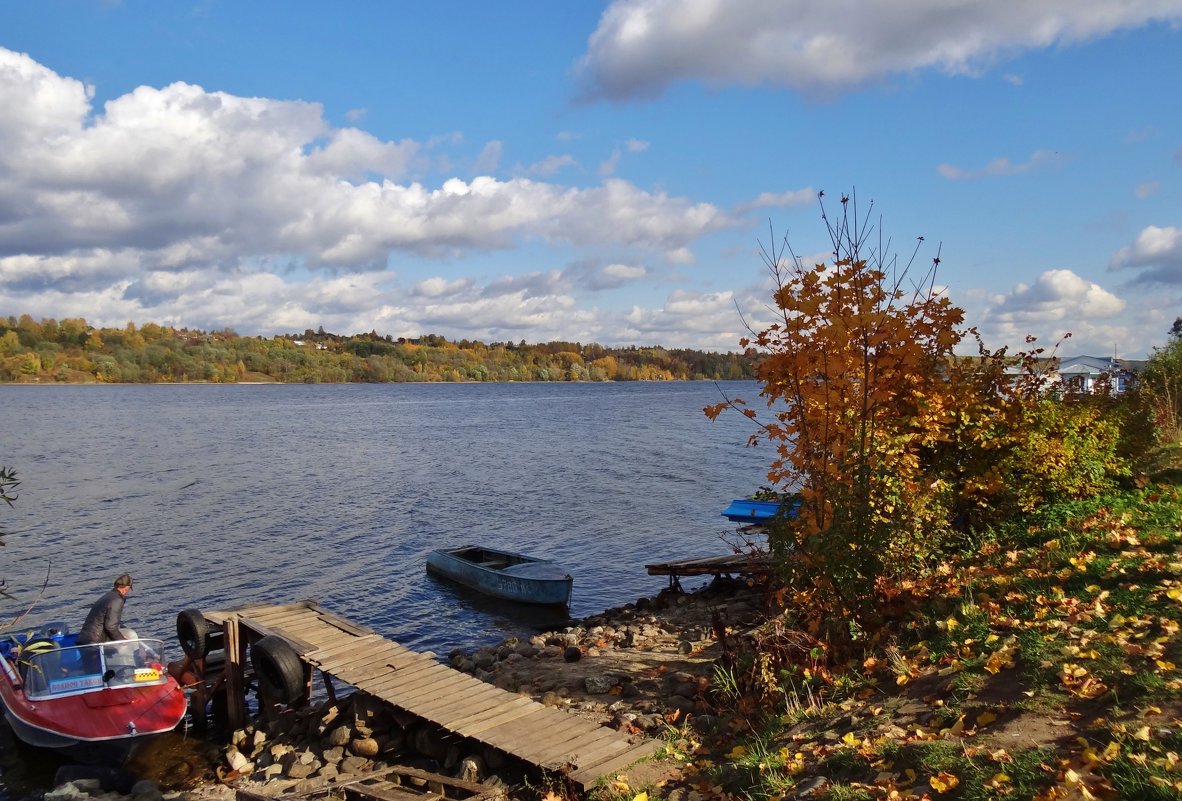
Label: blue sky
xmin=1 ymin=1 xmax=1180 ymax=357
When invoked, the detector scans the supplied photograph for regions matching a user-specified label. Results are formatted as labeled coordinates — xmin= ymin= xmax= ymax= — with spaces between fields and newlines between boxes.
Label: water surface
xmin=1 ymin=382 xmax=769 ymax=656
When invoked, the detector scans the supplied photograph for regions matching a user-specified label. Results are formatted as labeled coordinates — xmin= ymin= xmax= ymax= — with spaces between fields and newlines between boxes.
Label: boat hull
xmin=427 ymin=546 xmax=573 ymax=606
xmin=721 ymin=498 xmax=800 ymax=525
xmin=0 ymin=632 xmax=188 ymax=764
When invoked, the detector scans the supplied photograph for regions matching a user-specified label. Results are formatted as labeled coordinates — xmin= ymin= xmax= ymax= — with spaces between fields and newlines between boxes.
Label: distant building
xmin=1052 ymin=355 xmax=1144 ymax=395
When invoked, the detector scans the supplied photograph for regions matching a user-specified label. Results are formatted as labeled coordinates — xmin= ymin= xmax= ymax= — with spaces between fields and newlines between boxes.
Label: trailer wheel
xmin=177 ymin=609 xmax=210 ymax=659
xmin=250 ymin=635 xmax=305 ymax=706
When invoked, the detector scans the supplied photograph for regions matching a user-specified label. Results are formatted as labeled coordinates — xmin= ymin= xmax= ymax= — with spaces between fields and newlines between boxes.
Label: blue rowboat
xmin=426 ymin=545 xmax=573 ymax=606
xmin=721 ymin=497 xmax=800 ymax=525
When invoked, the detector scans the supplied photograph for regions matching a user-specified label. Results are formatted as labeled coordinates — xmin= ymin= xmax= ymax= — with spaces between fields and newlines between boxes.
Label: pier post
xmin=223 ymin=617 xmax=246 ymax=729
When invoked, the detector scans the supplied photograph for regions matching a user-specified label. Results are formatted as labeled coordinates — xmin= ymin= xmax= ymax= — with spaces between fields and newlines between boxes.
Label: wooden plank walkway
xmin=203 ymin=600 xmax=660 ymax=790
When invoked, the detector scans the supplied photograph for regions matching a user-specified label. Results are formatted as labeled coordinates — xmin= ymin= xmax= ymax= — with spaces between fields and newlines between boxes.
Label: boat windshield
xmin=20 ymin=638 xmax=169 ymax=699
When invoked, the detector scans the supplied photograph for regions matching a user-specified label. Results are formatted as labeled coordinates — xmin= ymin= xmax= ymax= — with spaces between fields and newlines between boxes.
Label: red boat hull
xmin=0 ymin=647 xmax=188 ymax=763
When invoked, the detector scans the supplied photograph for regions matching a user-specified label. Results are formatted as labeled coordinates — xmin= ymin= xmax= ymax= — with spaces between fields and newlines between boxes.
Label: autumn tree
xmin=708 ymin=193 xmax=1052 ymax=634
xmin=1140 ymin=318 xmax=1182 ymax=437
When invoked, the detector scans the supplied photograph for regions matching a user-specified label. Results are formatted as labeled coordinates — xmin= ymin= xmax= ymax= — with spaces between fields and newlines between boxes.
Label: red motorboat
xmin=0 ymin=624 xmax=188 ymax=763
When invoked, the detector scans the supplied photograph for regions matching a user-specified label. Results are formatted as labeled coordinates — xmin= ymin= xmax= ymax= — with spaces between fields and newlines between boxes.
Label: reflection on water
xmin=423 ymin=572 xmax=576 ymax=646
xmin=0 ymin=381 xmax=768 ymax=798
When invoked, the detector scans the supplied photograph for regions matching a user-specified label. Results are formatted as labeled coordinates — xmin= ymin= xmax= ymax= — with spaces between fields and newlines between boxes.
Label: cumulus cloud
xmin=619 ymin=289 xmax=748 ymax=349
xmin=409 ymin=277 xmax=474 ymax=298
xmin=991 ymin=269 xmax=1126 ymax=320
xmin=0 ymin=46 xmax=758 ymax=349
xmin=1110 ymin=225 xmax=1182 ymax=281
xmin=963 ymin=268 xmax=1137 ymax=355
xmin=562 ymin=260 xmax=649 ymax=290
xmin=735 ymin=187 xmax=814 ymax=213
xmin=938 ymin=149 xmax=1065 ymax=180
xmin=0 ymin=47 xmax=738 ymax=271
xmin=575 ymin=0 xmax=1182 ymax=99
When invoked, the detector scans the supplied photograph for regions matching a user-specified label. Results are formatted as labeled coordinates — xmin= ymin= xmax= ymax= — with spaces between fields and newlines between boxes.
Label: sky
xmin=0 ymin=1 xmax=1180 ymax=358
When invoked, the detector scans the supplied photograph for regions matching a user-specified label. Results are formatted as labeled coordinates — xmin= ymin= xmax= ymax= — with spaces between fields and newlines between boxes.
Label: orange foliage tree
xmin=707 ymin=193 xmax=1047 ymax=633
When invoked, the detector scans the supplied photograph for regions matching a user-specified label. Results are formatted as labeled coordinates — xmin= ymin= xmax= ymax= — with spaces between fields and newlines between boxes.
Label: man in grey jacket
xmin=76 ymin=574 xmax=132 ymax=646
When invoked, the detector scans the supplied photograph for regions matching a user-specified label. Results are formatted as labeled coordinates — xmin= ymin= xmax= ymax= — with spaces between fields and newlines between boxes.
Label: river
xmin=0 ymin=381 xmax=770 ymax=796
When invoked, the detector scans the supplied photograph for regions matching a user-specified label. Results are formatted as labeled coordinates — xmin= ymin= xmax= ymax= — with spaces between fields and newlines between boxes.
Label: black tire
xmin=250 ymin=635 xmax=305 ymax=706
xmin=177 ymin=609 xmax=209 ymax=659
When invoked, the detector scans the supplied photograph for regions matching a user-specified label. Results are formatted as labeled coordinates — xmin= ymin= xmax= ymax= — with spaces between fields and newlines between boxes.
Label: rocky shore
xmin=28 ymin=577 xmax=766 ymax=801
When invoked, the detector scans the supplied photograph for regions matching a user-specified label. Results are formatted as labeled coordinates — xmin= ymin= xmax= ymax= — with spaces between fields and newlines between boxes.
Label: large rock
xmin=326 ymin=724 xmax=352 ymax=747
xmin=459 ymin=755 xmax=485 ymax=783
xmin=224 ymin=747 xmax=251 ymax=773
xmin=340 ymin=755 xmax=371 ymax=774
xmin=584 ymin=674 xmax=617 ymax=694
xmin=285 ymin=761 xmax=317 ymax=780
xmin=350 ymin=737 xmax=381 ymax=758
xmin=407 ymin=724 xmax=449 ymax=760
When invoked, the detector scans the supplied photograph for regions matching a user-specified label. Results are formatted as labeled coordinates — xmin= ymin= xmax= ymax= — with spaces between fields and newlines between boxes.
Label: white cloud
xmin=575 ymin=0 xmax=1182 ymax=99
xmin=604 ymin=262 xmax=646 ymax=280
xmin=938 ymin=149 xmax=1064 ymax=180
xmin=472 ymin=140 xmax=503 ymax=175
xmin=598 ymin=149 xmax=622 ymax=176
xmin=620 ymin=289 xmax=747 ymax=349
xmin=992 ymin=269 xmax=1126 ymax=319
xmin=962 ymin=268 xmax=1143 ymax=355
xmin=735 ymin=187 xmax=814 ymax=213
xmin=0 ymin=47 xmax=759 ymax=350
xmin=0 ymin=47 xmax=738 ymax=274
xmin=526 ymin=154 xmax=578 ymax=176
xmin=562 ymin=260 xmax=649 ymax=290
xmin=410 ymin=277 xmax=474 ymax=298
xmin=1110 ymin=225 xmax=1182 ymax=281
xmin=1002 ymin=73 xmax=1024 ymax=86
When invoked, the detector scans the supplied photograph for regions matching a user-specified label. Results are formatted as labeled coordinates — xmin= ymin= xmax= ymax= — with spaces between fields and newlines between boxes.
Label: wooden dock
xmin=645 ymin=552 xmax=772 ymax=589
xmin=199 ymin=600 xmax=660 ymax=790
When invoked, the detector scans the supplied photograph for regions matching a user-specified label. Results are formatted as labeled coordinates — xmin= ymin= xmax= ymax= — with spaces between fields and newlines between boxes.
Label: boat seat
xmin=477 ymin=560 xmax=508 ymax=569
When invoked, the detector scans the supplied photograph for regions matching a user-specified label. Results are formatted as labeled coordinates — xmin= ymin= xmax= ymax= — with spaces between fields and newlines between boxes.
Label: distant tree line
xmin=0 ymin=315 xmax=754 ymax=384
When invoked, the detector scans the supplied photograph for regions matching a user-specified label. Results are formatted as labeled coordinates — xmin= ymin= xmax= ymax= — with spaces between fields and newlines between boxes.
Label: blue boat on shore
xmin=721 ymin=496 xmax=801 ymax=525
xmin=426 ymin=545 xmax=573 ymax=606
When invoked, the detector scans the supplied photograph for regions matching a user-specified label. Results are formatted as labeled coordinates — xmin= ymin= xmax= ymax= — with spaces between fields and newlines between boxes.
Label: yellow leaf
xmin=1167 ymin=587 xmax=1182 ymax=601
xmin=988 ymin=772 xmax=1011 ymax=787
xmin=1134 ymin=725 xmax=1152 ymax=741
xmin=842 ymin=731 xmax=859 ymax=746
xmin=727 ymin=745 xmax=748 ymax=758
xmin=930 ymin=771 xmax=960 ymax=793
xmin=940 ymin=715 xmax=965 ymax=738
xmin=633 ymin=793 xmax=648 ymax=801
xmin=977 ymin=711 xmax=998 ymax=727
